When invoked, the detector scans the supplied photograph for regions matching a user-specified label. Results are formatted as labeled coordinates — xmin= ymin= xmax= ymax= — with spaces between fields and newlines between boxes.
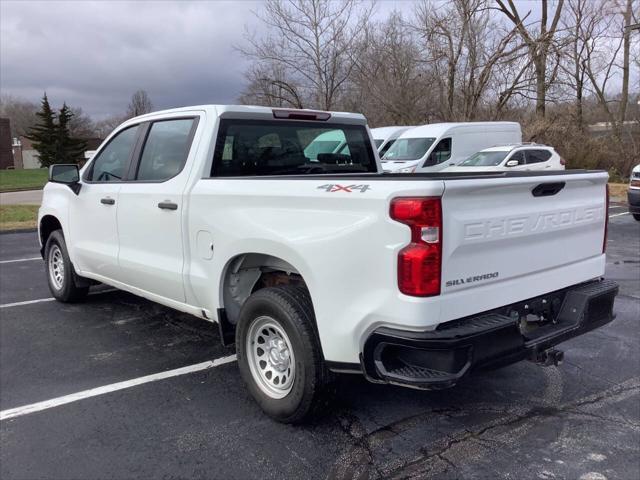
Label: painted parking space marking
xmin=0 ymin=354 xmax=237 ymax=421
xmin=0 ymin=288 xmax=118 ymax=309
xmin=609 ymin=212 xmax=630 ymax=218
xmin=0 ymin=257 xmax=41 ymax=265
xmin=0 ymin=298 xmax=56 ymax=309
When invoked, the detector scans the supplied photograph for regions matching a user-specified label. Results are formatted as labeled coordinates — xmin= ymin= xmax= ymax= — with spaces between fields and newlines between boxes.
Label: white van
xmin=381 ymin=122 xmax=522 ymax=173
xmin=370 ymin=126 xmax=413 ymax=157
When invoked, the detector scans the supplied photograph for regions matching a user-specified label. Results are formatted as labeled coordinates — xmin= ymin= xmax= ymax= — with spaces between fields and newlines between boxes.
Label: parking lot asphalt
xmin=0 ymin=208 xmax=638 ymax=480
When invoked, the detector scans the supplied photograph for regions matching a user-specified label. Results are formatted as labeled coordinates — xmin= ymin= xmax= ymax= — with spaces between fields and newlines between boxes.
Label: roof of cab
xmin=399 ymin=121 xmax=521 ymax=139
xmin=126 ymin=105 xmax=367 ymax=125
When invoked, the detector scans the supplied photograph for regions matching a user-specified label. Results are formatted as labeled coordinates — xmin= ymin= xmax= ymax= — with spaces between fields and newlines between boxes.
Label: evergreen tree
xmin=56 ymin=104 xmax=87 ymax=164
xmin=26 ymin=93 xmax=57 ymax=167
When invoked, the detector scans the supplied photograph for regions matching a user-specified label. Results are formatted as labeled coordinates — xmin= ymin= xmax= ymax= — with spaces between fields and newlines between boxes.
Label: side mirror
xmin=506 ymin=159 xmax=519 ymax=167
xmin=49 ymin=164 xmax=81 ymax=194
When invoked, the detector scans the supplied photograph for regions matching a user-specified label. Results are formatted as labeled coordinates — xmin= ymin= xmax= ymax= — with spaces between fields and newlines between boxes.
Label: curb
xmin=0 ymin=228 xmax=38 ymax=235
xmin=0 ymin=187 xmax=45 ymax=194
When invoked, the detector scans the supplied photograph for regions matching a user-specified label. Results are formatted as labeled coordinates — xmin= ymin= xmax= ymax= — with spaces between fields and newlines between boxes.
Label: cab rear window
xmin=211 ymin=119 xmax=377 ymax=176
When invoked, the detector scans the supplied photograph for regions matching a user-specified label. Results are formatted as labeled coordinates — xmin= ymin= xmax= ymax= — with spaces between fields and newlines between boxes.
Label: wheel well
xmin=39 ymin=215 xmax=62 ymax=254
xmin=221 ymin=253 xmax=307 ymax=325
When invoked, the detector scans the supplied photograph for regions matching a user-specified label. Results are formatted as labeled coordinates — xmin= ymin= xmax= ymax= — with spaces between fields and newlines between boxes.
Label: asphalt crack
xmin=327 ymin=378 xmax=640 ymax=480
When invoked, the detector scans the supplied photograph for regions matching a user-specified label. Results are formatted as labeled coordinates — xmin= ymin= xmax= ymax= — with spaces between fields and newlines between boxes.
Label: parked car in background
xmin=370 ymin=126 xmax=413 ymax=157
xmin=444 ymin=144 xmax=565 ymax=172
xmin=381 ymin=122 xmax=522 ymax=173
xmin=628 ymin=164 xmax=640 ymax=221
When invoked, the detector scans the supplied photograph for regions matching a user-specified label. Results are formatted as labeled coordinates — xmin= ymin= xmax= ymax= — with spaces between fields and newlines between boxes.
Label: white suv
xmin=444 ymin=144 xmax=565 ymax=172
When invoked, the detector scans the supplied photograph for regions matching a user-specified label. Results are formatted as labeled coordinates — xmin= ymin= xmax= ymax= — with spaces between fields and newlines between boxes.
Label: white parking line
xmin=609 ymin=212 xmax=630 ymax=218
xmin=0 ymin=354 xmax=237 ymax=421
xmin=0 ymin=257 xmax=41 ymax=264
xmin=0 ymin=298 xmax=56 ymax=309
xmin=0 ymin=288 xmax=118 ymax=309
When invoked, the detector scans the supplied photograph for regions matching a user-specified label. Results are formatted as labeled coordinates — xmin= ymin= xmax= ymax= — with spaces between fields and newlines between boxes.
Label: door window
xmin=425 ymin=138 xmax=451 ymax=166
xmin=86 ymin=126 xmax=139 ymax=182
xmin=136 ymin=119 xmax=196 ymax=181
xmin=508 ymin=151 xmax=525 ymax=165
xmin=379 ymin=139 xmax=396 ymax=157
xmin=525 ymin=149 xmax=552 ymax=164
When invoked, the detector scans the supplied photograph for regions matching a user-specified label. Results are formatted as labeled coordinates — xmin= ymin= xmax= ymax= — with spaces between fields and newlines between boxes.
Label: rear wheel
xmin=236 ymin=286 xmax=330 ymax=423
xmin=45 ymin=230 xmax=89 ymax=302
xmin=633 ymin=213 xmax=640 ymax=221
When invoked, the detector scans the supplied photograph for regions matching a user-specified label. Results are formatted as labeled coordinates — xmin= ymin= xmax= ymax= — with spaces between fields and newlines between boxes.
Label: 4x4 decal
xmin=317 ymin=184 xmax=371 ymax=193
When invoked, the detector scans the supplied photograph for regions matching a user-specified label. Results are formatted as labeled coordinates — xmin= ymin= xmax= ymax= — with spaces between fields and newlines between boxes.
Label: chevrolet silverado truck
xmin=39 ymin=105 xmax=618 ymax=423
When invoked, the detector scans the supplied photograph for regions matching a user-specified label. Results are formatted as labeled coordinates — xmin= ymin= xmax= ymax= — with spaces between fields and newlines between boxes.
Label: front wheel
xmin=44 ymin=230 xmax=89 ymax=302
xmin=236 ymin=286 xmax=331 ymax=423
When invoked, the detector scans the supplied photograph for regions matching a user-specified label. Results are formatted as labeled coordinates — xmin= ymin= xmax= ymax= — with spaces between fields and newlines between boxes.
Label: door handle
xmin=100 ymin=197 xmax=115 ymax=205
xmin=158 ymin=201 xmax=178 ymax=211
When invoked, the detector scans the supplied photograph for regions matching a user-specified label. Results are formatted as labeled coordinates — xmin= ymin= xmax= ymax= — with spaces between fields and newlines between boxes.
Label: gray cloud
xmin=1 ymin=0 xmax=264 ymax=118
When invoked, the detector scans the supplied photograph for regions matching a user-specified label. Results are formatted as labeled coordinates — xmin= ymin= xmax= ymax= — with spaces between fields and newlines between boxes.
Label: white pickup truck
xmin=39 ymin=105 xmax=618 ymax=423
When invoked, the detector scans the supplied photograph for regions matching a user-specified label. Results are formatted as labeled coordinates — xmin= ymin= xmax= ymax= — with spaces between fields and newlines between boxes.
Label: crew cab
xmin=39 ymin=105 xmax=618 ymax=423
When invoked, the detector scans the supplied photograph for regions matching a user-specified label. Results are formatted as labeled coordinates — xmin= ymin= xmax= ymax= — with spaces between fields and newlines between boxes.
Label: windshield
xmin=459 ymin=151 xmax=509 ymax=167
xmin=383 ymin=138 xmax=435 ymax=161
xmin=212 ymin=120 xmax=377 ymax=176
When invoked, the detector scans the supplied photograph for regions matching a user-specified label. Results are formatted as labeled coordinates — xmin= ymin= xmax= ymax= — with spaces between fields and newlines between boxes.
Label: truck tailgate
xmin=440 ymin=172 xmax=608 ymax=295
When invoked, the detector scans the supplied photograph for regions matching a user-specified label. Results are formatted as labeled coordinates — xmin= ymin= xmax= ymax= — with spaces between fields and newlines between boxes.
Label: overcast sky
xmin=1 ymin=0 xmax=418 ymax=119
xmin=1 ymin=1 xmax=268 ymax=118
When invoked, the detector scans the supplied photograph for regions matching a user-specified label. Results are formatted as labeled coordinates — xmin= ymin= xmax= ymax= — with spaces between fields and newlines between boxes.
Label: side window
xmin=526 ymin=149 xmax=552 ymax=164
xmin=430 ymin=138 xmax=452 ymax=165
xmin=509 ymin=151 xmax=525 ymax=165
xmin=86 ymin=126 xmax=139 ymax=182
xmin=136 ymin=119 xmax=196 ymax=181
xmin=379 ymin=139 xmax=395 ymax=157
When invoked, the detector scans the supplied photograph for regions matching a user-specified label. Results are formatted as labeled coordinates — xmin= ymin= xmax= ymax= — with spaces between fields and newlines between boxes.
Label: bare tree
xmin=347 ymin=12 xmax=430 ymax=126
xmin=239 ymin=0 xmax=372 ymax=110
xmin=68 ymin=106 xmax=97 ymax=138
xmin=0 ymin=94 xmax=38 ymax=137
xmin=94 ymin=115 xmax=127 ymax=139
xmin=496 ymin=0 xmax=565 ymax=119
xmin=581 ymin=1 xmax=629 ymax=135
xmin=413 ymin=0 xmax=525 ymax=121
xmin=126 ymin=89 xmax=154 ymax=118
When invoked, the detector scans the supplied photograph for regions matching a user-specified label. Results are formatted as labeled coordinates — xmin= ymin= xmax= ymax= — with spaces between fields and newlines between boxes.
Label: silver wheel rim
xmin=246 ymin=316 xmax=295 ymax=399
xmin=48 ymin=244 xmax=65 ymax=290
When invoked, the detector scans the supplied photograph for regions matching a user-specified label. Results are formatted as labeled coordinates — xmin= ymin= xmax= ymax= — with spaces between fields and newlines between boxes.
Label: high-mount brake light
xmin=272 ymin=109 xmax=331 ymax=121
xmin=390 ymin=197 xmax=442 ymax=297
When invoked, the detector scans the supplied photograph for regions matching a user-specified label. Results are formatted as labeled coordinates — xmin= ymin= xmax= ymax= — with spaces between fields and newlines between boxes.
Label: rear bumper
xmin=361 ymin=279 xmax=618 ymax=389
xmin=628 ymin=189 xmax=640 ymax=213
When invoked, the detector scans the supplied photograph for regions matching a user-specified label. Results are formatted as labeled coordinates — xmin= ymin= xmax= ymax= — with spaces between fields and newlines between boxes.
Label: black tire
xmin=44 ymin=230 xmax=89 ymax=302
xmin=633 ymin=213 xmax=640 ymax=221
xmin=236 ymin=285 xmax=331 ymax=423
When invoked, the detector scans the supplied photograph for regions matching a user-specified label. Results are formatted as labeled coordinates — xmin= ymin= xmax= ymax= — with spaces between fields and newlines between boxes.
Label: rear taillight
xmin=630 ymin=179 xmax=640 ymax=188
xmin=560 ymin=157 xmax=566 ymax=166
xmin=390 ymin=197 xmax=442 ymax=296
xmin=603 ymin=184 xmax=609 ymax=253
